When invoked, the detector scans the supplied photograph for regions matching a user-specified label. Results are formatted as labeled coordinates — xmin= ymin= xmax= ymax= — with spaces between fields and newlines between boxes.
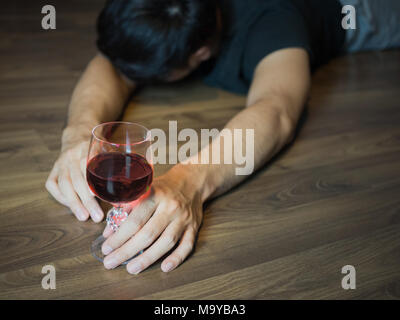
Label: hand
xmin=45 ymin=130 xmax=104 ymax=222
xmin=101 ymin=165 xmax=204 ymax=274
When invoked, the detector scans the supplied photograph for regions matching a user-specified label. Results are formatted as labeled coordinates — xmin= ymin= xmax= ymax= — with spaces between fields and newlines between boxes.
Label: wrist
xmin=167 ymin=163 xmax=218 ymax=203
xmin=61 ymin=123 xmax=94 ymax=151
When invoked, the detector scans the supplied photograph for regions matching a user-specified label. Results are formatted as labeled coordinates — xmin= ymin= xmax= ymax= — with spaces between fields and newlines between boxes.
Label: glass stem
xmin=106 ymin=205 xmax=129 ymax=231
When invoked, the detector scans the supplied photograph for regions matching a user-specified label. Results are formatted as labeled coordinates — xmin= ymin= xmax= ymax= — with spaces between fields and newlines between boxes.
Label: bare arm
xmin=180 ymin=47 xmax=311 ymax=201
xmin=46 ymin=53 xmax=136 ymax=222
xmin=101 ymin=48 xmax=311 ymax=274
xmin=62 ymin=53 xmax=135 ymax=148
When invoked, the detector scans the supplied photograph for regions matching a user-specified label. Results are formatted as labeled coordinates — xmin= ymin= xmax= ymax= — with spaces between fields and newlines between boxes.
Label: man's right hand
xmin=45 ymin=136 xmax=104 ymax=222
xmin=44 ymin=54 xmax=135 ymax=223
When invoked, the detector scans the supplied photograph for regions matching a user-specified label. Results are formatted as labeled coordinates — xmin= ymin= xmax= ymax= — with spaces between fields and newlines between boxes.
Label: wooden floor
xmin=1 ymin=1 xmax=400 ymax=300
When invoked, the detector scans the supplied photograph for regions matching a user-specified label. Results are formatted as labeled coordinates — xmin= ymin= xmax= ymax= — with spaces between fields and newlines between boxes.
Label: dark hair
xmin=96 ymin=0 xmax=218 ymax=83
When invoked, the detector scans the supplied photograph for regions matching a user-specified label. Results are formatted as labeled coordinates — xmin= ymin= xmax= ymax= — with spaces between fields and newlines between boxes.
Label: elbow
xmin=264 ymin=97 xmax=297 ymax=146
xmin=249 ymin=95 xmax=300 ymax=147
xmin=278 ymin=111 xmax=296 ymax=145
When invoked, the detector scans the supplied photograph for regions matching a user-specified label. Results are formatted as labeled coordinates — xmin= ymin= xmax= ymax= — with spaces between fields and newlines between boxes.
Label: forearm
xmin=62 ymin=54 xmax=134 ymax=149
xmin=172 ymin=96 xmax=299 ymax=202
xmin=179 ymin=49 xmax=310 ymax=202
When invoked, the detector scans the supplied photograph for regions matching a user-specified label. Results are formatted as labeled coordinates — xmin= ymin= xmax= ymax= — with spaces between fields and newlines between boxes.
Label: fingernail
xmin=163 ymin=262 xmax=174 ymax=272
xmin=102 ymin=245 xmax=113 ymax=255
xmin=77 ymin=211 xmax=87 ymax=221
xmin=128 ymin=263 xmax=142 ymax=275
xmin=97 ymin=208 xmax=104 ymax=218
xmin=103 ymin=225 xmax=114 ymax=237
xmin=93 ymin=212 xmax=102 ymax=222
xmin=104 ymin=257 xmax=117 ymax=269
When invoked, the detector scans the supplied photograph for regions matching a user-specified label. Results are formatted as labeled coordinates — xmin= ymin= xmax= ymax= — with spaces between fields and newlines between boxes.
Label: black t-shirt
xmin=202 ymin=0 xmax=345 ymax=94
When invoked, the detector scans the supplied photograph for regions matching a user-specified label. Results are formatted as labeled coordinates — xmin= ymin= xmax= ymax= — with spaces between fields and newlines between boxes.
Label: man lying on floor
xmin=46 ymin=0 xmax=400 ymax=274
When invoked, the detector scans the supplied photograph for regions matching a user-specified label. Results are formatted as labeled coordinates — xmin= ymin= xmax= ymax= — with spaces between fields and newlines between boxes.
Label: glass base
xmin=91 ymin=234 xmax=142 ymax=265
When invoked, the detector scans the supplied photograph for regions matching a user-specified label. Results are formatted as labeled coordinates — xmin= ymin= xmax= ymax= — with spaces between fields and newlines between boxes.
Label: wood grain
xmin=0 ymin=0 xmax=399 ymax=300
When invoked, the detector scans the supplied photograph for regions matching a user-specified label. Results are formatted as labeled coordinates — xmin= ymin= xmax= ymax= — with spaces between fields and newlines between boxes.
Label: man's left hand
xmin=101 ymin=165 xmax=204 ymax=274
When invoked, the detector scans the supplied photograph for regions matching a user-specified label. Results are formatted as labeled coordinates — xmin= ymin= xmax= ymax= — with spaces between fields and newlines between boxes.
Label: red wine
xmin=87 ymin=152 xmax=153 ymax=203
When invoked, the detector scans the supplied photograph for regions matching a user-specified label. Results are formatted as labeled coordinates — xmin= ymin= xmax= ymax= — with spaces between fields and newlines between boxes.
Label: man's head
xmin=97 ymin=0 xmax=220 ymax=84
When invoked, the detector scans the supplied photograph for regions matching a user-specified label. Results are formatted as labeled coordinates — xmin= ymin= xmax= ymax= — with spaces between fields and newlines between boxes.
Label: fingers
xmin=103 ymin=223 xmax=113 ymax=238
xmin=161 ymin=227 xmax=196 ymax=273
xmin=101 ymin=198 xmax=157 ymax=255
xmin=58 ymin=171 xmax=90 ymax=221
xmin=103 ymin=205 xmax=169 ymax=269
xmin=45 ymin=150 xmax=103 ymax=223
xmin=80 ymin=158 xmax=96 ymax=197
xmin=80 ymin=157 xmax=87 ymax=178
xmin=126 ymin=221 xmax=184 ymax=275
xmin=68 ymin=162 xmax=103 ymax=222
xmin=45 ymin=164 xmax=69 ymax=206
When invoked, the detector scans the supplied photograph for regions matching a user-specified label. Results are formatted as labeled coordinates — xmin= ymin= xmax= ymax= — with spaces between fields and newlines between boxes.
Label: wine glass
xmin=86 ymin=122 xmax=153 ymax=264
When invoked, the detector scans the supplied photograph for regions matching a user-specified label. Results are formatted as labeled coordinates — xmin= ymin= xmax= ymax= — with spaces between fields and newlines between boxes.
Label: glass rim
xmin=91 ymin=121 xmax=151 ymax=146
